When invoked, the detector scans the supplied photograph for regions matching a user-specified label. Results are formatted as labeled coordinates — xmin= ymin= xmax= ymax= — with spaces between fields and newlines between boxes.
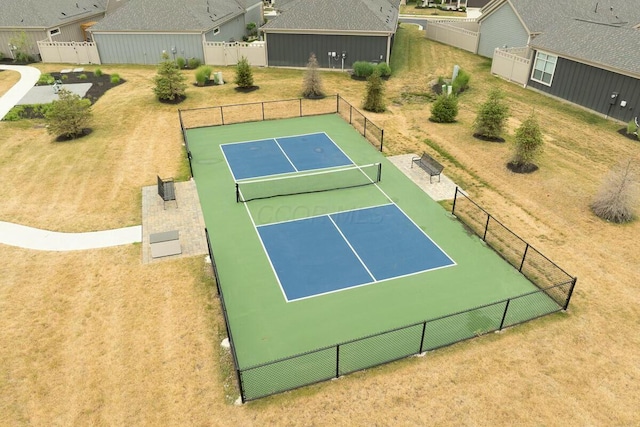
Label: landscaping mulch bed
xmin=234 ymin=86 xmax=260 ymax=93
xmin=616 ymin=127 xmax=639 ymax=141
xmin=507 ymin=161 xmax=539 ymax=173
xmin=42 ymin=71 xmax=125 ymax=104
xmin=473 ymin=133 xmax=506 ymax=143
xmin=54 ymin=128 xmax=93 ymax=142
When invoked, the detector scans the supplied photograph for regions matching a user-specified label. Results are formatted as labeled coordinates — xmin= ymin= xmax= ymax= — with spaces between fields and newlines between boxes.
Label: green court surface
xmin=186 ymin=114 xmax=548 ymax=371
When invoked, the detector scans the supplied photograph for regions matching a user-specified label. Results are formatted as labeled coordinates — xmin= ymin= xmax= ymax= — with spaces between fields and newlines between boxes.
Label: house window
xmin=48 ymin=27 xmax=61 ymax=37
xmin=213 ymin=27 xmax=220 ymax=35
xmin=531 ymin=51 xmax=557 ymax=86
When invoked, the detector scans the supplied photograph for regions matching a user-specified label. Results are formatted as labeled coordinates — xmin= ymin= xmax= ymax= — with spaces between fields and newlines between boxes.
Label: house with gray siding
xmin=261 ymin=0 xmax=400 ymax=69
xmin=480 ymin=0 xmax=640 ymax=122
xmin=88 ymin=0 xmax=262 ymax=64
xmin=0 ymin=0 xmax=126 ymax=60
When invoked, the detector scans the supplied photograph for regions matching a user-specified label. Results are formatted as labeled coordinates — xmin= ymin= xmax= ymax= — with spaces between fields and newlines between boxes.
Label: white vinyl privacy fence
xmin=37 ymin=41 xmax=101 ymax=64
xmin=203 ymin=41 xmax=266 ymax=66
xmin=491 ymin=47 xmax=532 ymax=86
xmin=425 ymin=19 xmax=479 ymax=54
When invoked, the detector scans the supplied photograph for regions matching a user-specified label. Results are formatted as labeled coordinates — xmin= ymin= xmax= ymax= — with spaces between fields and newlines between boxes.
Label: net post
xmin=335 ymin=344 xmax=340 ymax=378
xmin=299 ymin=98 xmax=303 ymax=117
xmin=418 ymin=321 xmax=427 ymax=354
xmin=220 ymin=106 xmax=225 ymax=125
xmin=380 ymin=129 xmax=384 ymax=152
xmin=518 ymin=243 xmax=529 ymax=272
xmin=499 ymin=299 xmax=511 ymax=330
xmin=482 ymin=214 xmax=490 ymax=241
xmin=235 ymin=183 xmax=240 ymax=203
xmin=452 ymin=187 xmax=459 ymax=214
xmin=261 ymin=102 xmax=265 ymax=121
xmin=376 ymin=162 xmax=382 ymax=182
xmin=563 ymin=277 xmax=577 ymax=310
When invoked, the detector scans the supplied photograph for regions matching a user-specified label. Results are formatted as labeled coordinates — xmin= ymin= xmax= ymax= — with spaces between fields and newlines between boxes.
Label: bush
xmin=627 ymin=118 xmax=638 ymax=138
xmin=195 ymin=65 xmax=212 ymax=86
xmin=45 ymin=89 xmax=92 ymax=139
xmin=234 ymin=56 xmax=254 ymax=88
xmin=78 ymin=73 xmax=88 ymax=80
xmin=511 ymin=112 xmax=544 ymax=169
xmin=302 ymin=53 xmax=325 ymax=98
xmin=110 ymin=73 xmax=120 ymax=83
xmin=430 ymin=93 xmax=458 ymax=123
xmin=94 ymin=68 xmax=103 ymax=77
xmin=153 ymin=52 xmax=187 ymax=100
xmin=473 ymin=88 xmax=509 ymax=139
xmin=363 ymin=71 xmax=386 ymax=113
xmin=352 ymin=61 xmax=375 ymax=78
xmin=176 ymin=57 xmax=186 ymax=69
xmin=188 ymin=57 xmax=201 ymax=69
xmin=452 ymin=69 xmax=470 ymax=94
xmin=591 ymin=159 xmax=637 ymax=223
xmin=376 ymin=62 xmax=392 ymax=77
xmin=0 ymin=52 xmax=3 ymax=60
xmin=38 ymin=73 xmax=55 ymax=85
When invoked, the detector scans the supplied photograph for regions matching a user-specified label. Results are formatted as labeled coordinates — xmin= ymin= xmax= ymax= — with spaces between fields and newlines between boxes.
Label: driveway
xmin=0 ymin=64 xmax=41 ymax=120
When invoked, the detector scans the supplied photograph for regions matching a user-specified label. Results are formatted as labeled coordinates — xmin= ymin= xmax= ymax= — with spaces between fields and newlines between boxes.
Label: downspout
xmin=386 ymin=32 xmax=391 ymax=65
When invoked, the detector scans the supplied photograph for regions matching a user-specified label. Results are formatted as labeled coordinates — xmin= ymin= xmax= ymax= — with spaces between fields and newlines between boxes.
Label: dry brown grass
xmin=0 ymin=68 xmax=21 ymax=97
xmin=1 ymin=27 xmax=640 ymax=426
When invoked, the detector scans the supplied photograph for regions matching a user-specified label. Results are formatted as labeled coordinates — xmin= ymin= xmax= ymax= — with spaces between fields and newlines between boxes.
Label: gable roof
xmin=481 ymin=0 xmax=640 ymax=77
xmin=262 ymin=0 xmax=400 ymax=33
xmin=90 ymin=0 xmax=253 ymax=32
xmin=0 ymin=0 xmax=107 ymax=29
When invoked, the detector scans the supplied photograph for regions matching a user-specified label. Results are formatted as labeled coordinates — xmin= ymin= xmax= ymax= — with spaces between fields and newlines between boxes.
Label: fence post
xmin=519 ymin=243 xmax=529 ymax=272
xmin=563 ymin=277 xmax=578 ymax=310
xmin=335 ymin=344 xmax=340 ymax=378
xmin=419 ymin=321 xmax=427 ymax=354
xmin=336 ymin=94 xmax=340 ymax=113
xmin=299 ymin=98 xmax=303 ymax=117
xmin=220 ymin=106 xmax=225 ymax=125
xmin=482 ymin=214 xmax=491 ymax=241
xmin=261 ymin=102 xmax=265 ymax=121
xmin=364 ymin=119 xmax=367 ymax=139
xmin=380 ymin=129 xmax=384 ymax=152
xmin=451 ymin=187 xmax=459 ymax=214
xmin=499 ymin=299 xmax=511 ymax=330
xmin=237 ymin=369 xmax=246 ymax=403
xmin=349 ymin=105 xmax=353 ymax=124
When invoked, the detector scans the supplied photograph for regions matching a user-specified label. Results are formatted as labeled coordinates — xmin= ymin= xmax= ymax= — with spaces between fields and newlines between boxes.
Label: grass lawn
xmin=0 ymin=25 xmax=639 ymax=425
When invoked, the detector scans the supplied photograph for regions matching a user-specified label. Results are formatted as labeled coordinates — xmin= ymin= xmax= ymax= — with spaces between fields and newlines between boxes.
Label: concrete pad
xmin=151 ymin=240 xmax=182 ymax=258
xmin=17 ymin=83 xmax=92 ymax=105
xmin=387 ymin=154 xmax=461 ymax=201
xmin=61 ymin=69 xmax=73 ymax=73
xmin=150 ymin=230 xmax=179 ymax=244
xmin=72 ymin=67 xmax=84 ymax=72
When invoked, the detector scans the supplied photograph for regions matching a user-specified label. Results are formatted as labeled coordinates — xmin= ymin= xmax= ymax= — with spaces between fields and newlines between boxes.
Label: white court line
xmin=273 ymin=139 xmax=299 ymax=172
xmin=219 ymin=144 xmax=239 ymax=182
xmin=254 ymin=202 xmax=395 ymax=227
xmin=327 ymin=215 xmax=377 ymax=282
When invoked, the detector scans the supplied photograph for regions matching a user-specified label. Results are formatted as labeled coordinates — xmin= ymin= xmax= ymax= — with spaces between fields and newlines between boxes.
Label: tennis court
xmin=185 ymin=113 xmax=564 ymax=400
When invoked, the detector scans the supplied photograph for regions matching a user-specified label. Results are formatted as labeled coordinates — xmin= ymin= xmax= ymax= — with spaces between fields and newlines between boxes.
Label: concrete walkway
xmin=0 ymin=221 xmax=141 ymax=251
xmin=0 ymin=64 xmax=41 ymax=120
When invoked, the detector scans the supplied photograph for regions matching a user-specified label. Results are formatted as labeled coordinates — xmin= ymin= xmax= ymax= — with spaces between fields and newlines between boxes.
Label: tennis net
xmin=236 ymin=163 xmax=382 ymax=202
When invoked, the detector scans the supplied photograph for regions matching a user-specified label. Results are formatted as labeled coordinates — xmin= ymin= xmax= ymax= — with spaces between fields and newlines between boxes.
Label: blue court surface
xmin=257 ymin=204 xmax=456 ymax=301
xmin=221 ymin=132 xmax=352 ymax=180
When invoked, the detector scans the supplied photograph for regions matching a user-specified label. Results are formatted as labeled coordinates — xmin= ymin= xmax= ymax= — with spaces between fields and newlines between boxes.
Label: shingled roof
xmin=483 ymin=0 xmax=640 ymax=77
xmin=0 ymin=0 xmax=106 ymax=28
xmin=262 ymin=0 xmax=400 ymax=33
xmin=90 ymin=0 xmax=249 ymax=32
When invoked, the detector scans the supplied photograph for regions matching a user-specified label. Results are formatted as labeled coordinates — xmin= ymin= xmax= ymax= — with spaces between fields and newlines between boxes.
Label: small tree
xmin=474 ymin=88 xmax=509 ymax=139
xmin=8 ymin=31 xmax=34 ymax=63
xmin=45 ymin=89 xmax=92 ymax=139
xmin=153 ymin=52 xmax=187 ymax=101
xmin=234 ymin=56 xmax=254 ymax=88
xmin=510 ymin=112 xmax=544 ymax=171
xmin=363 ymin=70 xmax=386 ymax=113
xmin=591 ymin=159 xmax=638 ymax=223
xmin=302 ymin=53 xmax=325 ymax=98
xmin=430 ymin=93 xmax=458 ymax=123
